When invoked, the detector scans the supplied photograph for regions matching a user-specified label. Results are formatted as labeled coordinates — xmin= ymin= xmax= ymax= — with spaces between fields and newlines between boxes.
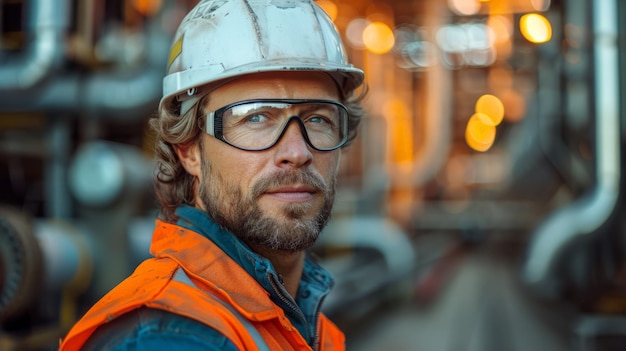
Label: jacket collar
xmin=151 ymin=205 xmax=334 ymax=342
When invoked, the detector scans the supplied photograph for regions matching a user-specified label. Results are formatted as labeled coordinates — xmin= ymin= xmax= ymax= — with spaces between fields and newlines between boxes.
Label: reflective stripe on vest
xmin=172 ymin=268 xmax=271 ymax=351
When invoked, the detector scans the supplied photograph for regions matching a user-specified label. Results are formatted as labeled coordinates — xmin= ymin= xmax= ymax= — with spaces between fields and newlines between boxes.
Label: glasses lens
xmin=219 ymin=100 xmax=347 ymax=151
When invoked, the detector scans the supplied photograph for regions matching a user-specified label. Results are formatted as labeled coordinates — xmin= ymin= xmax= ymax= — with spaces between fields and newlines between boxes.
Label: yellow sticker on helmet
xmin=168 ymin=35 xmax=183 ymax=69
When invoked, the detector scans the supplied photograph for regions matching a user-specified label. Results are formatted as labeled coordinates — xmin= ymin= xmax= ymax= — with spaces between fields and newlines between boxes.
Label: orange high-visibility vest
xmin=59 ymin=220 xmax=345 ymax=351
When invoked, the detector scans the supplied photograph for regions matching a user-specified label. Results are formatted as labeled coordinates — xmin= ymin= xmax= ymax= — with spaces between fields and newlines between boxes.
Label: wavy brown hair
xmin=150 ymin=85 xmax=367 ymax=223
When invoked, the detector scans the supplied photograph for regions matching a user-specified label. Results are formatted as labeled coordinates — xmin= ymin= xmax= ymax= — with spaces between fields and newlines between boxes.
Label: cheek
xmin=213 ymin=153 xmax=262 ymax=188
xmin=333 ymin=152 xmax=341 ymax=173
xmin=315 ymin=152 xmax=341 ymax=183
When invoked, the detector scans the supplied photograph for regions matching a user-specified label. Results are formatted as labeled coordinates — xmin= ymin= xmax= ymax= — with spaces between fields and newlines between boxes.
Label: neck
xmin=250 ymin=245 xmax=306 ymax=298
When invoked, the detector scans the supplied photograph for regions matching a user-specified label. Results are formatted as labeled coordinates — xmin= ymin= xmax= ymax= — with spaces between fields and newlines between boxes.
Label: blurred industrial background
xmin=0 ymin=0 xmax=625 ymax=350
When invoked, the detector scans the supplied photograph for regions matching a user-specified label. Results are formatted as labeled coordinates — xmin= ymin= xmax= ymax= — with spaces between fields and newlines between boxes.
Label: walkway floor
xmin=341 ymin=237 xmax=578 ymax=351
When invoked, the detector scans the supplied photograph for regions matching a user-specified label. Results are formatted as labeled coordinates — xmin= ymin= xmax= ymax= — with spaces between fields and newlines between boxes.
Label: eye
xmin=245 ymin=113 xmax=268 ymax=123
xmin=308 ymin=116 xmax=331 ymax=124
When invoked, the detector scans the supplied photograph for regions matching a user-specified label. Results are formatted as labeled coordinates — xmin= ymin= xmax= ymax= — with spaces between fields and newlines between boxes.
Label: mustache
xmin=251 ymin=170 xmax=328 ymax=198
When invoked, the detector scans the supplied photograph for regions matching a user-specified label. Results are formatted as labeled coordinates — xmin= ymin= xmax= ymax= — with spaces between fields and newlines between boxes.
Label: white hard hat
xmin=161 ymin=0 xmax=364 ymax=115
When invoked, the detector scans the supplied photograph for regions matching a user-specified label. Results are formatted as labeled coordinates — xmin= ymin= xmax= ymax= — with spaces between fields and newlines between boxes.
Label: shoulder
xmin=60 ymin=258 xmax=180 ymax=349
xmin=81 ymin=307 xmax=239 ymax=351
xmin=318 ymin=314 xmax=346 ymax=349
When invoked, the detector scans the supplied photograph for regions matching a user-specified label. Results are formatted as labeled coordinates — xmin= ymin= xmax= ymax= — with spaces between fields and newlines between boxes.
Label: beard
xmin=198 ymin=156 xmax=336 ymax=252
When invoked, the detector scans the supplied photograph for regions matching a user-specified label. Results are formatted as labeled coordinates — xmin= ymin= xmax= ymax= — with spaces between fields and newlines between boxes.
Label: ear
xmin=174 ymin=142 xmax=201 ymax=177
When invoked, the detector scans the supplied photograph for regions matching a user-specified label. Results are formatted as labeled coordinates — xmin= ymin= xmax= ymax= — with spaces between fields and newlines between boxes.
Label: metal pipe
xmin=0 ymin=69 xmax=162 ymax=119
xmin=394 ymin=1 xmax=452 ymax=189
xmin=0 ymin=209 xmax=93 ymax=321
xmin=407 ymin=57 xmax=452 ymax=187
xmin=45 ymin=118 xmax=71 ymax=219
xmin=522 ymin=0 xmax=621 ymax=294
xmin=35 ymin=220 xmax=93 ymax=293
xmin=0 ymin=2 xmax=168 ymax=119
xmin=0 ymin=0 xmax=70 ymax=90
xmin=82 ymin=70 xmax=163 ymax=116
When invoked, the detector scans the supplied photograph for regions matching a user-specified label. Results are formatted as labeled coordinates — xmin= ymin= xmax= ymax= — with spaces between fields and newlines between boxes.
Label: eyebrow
xmin=296 ymin=103 xmax=336 ymax=115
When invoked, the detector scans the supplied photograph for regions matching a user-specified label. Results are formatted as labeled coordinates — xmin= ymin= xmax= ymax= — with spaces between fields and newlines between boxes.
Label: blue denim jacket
xmin=82 ymin=205 xmax=335 ymax=350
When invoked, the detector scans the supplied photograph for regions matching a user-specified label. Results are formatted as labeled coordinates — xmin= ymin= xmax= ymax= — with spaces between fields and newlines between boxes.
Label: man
xmin=59 ymin=0 xmax=365 ymax=350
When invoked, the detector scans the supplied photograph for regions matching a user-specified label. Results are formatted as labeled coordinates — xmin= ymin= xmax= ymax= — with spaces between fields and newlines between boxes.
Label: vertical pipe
xmin=0 ymin=3 xmax=4 ymax=49
xmin=45 ymin=118 xmax=71 ymax=219
xmin=523 ymin=0 xmax=621 ymax=292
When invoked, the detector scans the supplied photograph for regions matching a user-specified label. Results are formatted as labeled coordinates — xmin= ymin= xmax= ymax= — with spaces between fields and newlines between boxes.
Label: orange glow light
xmin=316 ymin=1 xmax=338 ymax=22
xmin=363 ymin=22 xmax=395 ymax=55
xmin=520 ymin=13 xmax=552 ymax=44
xmin=132 ymin=0 xmax=162 ymax=16
xmin=466 ymin=113 xmax=496 ymax=152
xmin=385 ymin=99 xmax=414 ymax=163
xmin=475 ymin=94 xmax=505 ymax=126
xmin=487 ymin=15 xmax=512 ymax=44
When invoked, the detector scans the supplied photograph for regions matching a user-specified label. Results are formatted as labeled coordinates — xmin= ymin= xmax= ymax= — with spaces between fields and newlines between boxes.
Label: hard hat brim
xmin=159 ymin=58 xmax=364 ymax=113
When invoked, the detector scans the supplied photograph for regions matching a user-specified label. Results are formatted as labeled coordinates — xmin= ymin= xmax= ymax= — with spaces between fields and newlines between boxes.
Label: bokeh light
xmin=466 ymin=113 xmax=496 ymax=152
xmin=436 ymin=23 xmax=497 ymax=68
xmin=520 ymin=13 xmax=552 ymax=44
xmin=363 ymin=22 xmax=395 ymax=55
xmin=436 ymin=25 xmax=468 ymax=54
xmin=475 ymin=94 xmax=505 ymax=126
xmin=346 ymin=18 xmax=370 ymax=49
xmin=131 ymin=0 xmax=163 ymax=16
xmin=448 ymin=0 xmax=481 ymax=16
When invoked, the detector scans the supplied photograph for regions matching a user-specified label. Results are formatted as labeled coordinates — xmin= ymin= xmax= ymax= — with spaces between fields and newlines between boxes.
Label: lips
xmin=263 ymin=184 xmax=318 ymax=202
xmin=251 ymin=170 xmax=327 ymax=201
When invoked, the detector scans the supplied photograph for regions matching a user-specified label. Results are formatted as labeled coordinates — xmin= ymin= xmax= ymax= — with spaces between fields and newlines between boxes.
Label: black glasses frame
xmin=204 ymin=99 xmax=349 ymax=151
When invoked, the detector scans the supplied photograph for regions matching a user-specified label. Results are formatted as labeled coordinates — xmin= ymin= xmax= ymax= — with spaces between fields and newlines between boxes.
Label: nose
xmin=273 ymin=118 xmax=313 ymax=168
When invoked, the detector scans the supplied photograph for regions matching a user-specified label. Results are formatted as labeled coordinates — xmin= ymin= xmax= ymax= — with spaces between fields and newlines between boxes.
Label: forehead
xmin=206 ymin=71 xmax=340 ymax=110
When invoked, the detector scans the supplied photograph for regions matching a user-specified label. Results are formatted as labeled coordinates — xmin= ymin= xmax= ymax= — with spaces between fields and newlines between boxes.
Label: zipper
xmin=312 ymin=294 xmax=324 ymax=351
xmin=268 ymin=272 xmax=320 ymax=349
